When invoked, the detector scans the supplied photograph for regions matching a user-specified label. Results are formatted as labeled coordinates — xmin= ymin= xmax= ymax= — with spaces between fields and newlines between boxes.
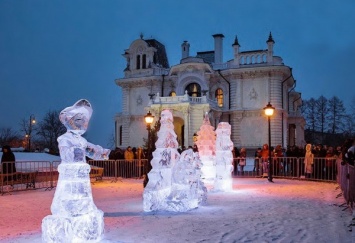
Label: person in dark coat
xmin=1 ymin=145 xmax=17 ymax=182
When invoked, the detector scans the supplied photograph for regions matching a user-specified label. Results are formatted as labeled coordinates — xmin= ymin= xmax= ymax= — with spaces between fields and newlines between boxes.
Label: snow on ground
xmin=0 ymin=152 xmax=60 ymax=162
xmin=0 ymin=177 xmax=354 ymax=243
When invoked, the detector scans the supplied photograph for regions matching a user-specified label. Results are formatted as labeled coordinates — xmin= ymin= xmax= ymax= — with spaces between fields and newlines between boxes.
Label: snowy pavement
xmin=0 ymin=178 xmax=354 ymax=243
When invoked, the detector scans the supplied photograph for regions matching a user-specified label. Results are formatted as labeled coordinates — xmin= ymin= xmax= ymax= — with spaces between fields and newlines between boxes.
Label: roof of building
xmin=145 ymin=39 xmax=170 ymax=68
xmin=196 ymin=51 xmax=214 ymax=64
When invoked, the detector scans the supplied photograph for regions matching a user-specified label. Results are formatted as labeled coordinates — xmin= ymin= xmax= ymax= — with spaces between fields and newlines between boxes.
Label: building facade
xmin=114 ymin=33 xmax=305 ymax=150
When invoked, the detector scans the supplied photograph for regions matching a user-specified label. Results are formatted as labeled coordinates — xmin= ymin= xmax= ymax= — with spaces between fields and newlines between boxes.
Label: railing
xmin=0 ymin=160 xmax=149 ymax=194
xmin=233 ymin=157 xmax=338 ymax=182
xmin=1 ymin=157 xmax=354 ymax=213
xmin=0 ymin=161 xmax=60 ymax=194
xmin=154 ymin=94 xmax=208 ymax=105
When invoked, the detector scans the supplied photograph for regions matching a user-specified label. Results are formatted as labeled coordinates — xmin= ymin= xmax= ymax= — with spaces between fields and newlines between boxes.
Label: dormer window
xmin=215 ymin=88 xmax=224 ymax=107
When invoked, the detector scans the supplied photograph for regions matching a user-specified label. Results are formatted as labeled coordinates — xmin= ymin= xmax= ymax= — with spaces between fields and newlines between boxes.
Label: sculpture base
xmin=42 ymin=209 xmax=104 ymax=243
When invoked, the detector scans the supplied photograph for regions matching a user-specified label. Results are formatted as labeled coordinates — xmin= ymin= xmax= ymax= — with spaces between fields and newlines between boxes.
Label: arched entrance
xmin=173 ymin=116 xmax=184 ymax=147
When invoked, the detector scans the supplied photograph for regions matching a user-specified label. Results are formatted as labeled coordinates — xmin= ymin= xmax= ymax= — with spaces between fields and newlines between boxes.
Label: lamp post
xmin=144 ymin=111 xmax=154 ymax=187
xmin=26 ymin=115 xmax=36 ymax=151
xmin=264 ymin=102 xmax=275 ymax=182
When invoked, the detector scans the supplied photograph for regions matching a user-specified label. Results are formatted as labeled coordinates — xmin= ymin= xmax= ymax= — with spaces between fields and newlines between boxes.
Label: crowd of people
xmin=2 ymin=138 xmax=355 ymax=182
xmin=229 ymin=138 xmax=355 ymax=180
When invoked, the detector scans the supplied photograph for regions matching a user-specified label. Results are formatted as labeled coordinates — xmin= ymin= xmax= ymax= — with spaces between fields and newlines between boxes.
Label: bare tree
xmin=301 ymin=98 xmax=317 ymax=132
xmin=315 ymin=96 xmax=328 ymax=143
xmin=347 ymin=96 xmax=355 ymax=136
xmin=327 ymin=96 xmax=347 ymax=134
xmin=36 ymin=110 xmax=66 ymax=154
xmin=0 ymin=127 xmax=20 ymax=147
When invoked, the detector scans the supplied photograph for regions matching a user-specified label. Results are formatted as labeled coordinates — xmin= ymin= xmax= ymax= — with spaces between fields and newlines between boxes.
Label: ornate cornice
xmin=116 ymin=78 xmax=160 ymax=88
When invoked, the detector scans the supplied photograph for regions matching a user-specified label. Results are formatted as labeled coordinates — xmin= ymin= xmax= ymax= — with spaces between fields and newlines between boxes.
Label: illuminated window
xmin=186 ymin=83 xmax=201 ymax=97
xmin=169 ymin=91 xmax=176 ymax=96
xmin=215 ymin=88 xmax=224 ymax=107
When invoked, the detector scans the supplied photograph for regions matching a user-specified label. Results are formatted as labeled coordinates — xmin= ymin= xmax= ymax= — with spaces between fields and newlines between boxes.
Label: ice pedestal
xmin=200 ymin=155 xmax=216 ymax=186
xmin=42 ymin=163 xmax=104 ymax=242
xmin=214 ymin=151 xmax=234 ymax=191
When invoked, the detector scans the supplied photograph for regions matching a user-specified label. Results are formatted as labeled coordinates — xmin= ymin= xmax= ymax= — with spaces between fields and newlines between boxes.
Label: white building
xmin=114 ymin=33 xmax=305 ymax=150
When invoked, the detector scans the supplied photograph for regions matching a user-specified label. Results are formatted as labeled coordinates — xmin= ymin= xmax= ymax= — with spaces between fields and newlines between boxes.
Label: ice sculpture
xmin=143 ymin=109 xmax=180 ymax=212
xmin=213 ymin=122 xmax=234 ymax=192
xmin=42 ymin=99 xmax=110 ymax=243
xmin=165 ymin=148 xmax=207 ymax=212
xmin=195 ymin=112 xmax=216 ymax=186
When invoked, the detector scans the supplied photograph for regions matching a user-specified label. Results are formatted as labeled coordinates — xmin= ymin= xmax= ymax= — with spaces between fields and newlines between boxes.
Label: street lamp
xmin=143 ymin=111 xmax=154 ymax=187
xmin=264 ymin=102 xmax=275 ymax=182
xmin=27 ymin=115 xmax=36 ymax=151
xmin=193 ymin=133 xmax=198 ymax=143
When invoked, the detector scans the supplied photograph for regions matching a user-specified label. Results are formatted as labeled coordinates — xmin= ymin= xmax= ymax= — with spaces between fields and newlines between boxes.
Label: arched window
xmin=215 ymin=88 xmax=224 ymax=107
xmin=142 ymin=54 xmax=146 ymax=69
xmin=169 ymin=91 xmax=176 ymax=97
xmin=186 ymin=83 xmax=201 ymax=97
xmin=136 ymin=55 xmax=141 ymax=69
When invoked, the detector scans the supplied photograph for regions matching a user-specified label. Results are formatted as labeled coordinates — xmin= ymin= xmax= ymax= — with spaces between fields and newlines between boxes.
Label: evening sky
xmin=1 ymin=0 xmax=354 ymax=147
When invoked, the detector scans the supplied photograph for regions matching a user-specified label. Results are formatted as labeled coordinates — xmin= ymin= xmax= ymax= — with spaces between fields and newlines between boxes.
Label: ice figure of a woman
xmin=42 ymin=99 xmax=110 ymax=243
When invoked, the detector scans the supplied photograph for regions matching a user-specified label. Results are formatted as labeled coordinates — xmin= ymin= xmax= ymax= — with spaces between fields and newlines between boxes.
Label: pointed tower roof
xmin=232 ymin=35 xmax=240 ymax=46
xmin=267 ymin=32 xmax=275 ymax=44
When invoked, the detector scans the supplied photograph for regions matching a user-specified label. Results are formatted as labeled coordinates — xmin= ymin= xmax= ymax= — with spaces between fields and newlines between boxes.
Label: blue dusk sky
xmin=1 ymin=0 xmax=354 ymax=147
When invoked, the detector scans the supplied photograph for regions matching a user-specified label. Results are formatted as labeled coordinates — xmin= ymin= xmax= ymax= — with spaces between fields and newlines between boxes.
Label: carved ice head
xmin=160 ymin=109 xmax=173 ymax=124
xmin=59 ymin=99 xmax=93 ymax=135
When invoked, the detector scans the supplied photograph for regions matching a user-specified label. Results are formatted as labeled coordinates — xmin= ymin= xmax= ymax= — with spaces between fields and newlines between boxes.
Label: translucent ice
xmin=42 ymin=99 xmax=110 ymax=242
xmin=143 ymin=109 xmax=207 ymax=212
xmin=195 ymin=112 xmax=216 ymax=185
xmin=143 ymin=109 xmax=180 ymax=212
xmin=213 ymin=122 xmax=234 ymax=192
xmin=165 ymin=149 xmax=207 ymax=212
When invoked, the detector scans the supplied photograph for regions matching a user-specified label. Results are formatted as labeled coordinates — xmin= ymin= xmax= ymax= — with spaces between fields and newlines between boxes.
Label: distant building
xmin=114 ymin=33 xmax=305 ymax=149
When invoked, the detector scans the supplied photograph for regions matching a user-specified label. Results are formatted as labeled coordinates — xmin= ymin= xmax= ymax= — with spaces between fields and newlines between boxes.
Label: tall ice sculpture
xmin=195 ymin=112 xmax=216 ymax=186
xmin=42 ymin=99 xmax=110 ymax=242
xmin=214 ymin=122 xmax=234 ymax=192
xmin=143 ymin=109 xmax=180 ymax=212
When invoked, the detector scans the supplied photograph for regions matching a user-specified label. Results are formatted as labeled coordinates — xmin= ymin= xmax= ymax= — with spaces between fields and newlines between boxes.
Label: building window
xmin=186 ymin=83 xmax=201 ymax=97
xmin=119 ymin=125 xmax=123 ymax=146
xmin=136 ymin=55 xmax=141 ymax=69
xmin=215 ymin=88 xmax=224 ymax=107
xmin=142 ymin=54 xmax=146 ymax=69
xmin=169 ymin=91 xmax=176 ymax=96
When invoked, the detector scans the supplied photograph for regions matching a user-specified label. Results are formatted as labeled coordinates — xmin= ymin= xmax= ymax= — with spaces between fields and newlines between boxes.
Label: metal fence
xmin=1 ymin=157 xmax=354 ymax=213
xmin=233 ymin=157 xmax=338 ymax=182
xmin=0 ymin=159 xmax=149 ymax=195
